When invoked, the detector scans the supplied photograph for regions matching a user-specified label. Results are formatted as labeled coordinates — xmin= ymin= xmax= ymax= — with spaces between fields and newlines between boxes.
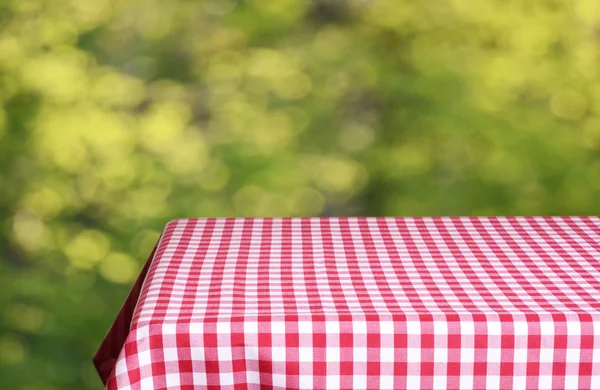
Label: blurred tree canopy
xmin=1 ymin=0 xmax=600 ymax=388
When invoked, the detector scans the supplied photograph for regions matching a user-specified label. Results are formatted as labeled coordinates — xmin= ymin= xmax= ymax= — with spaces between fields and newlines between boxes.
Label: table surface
xmin=95 ymin=216 xmax=600 ymax=390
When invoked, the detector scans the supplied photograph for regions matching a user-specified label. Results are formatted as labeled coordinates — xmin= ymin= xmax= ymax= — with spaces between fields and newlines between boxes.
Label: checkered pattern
xmin=95 ymin=217 xmax=600 ymax=389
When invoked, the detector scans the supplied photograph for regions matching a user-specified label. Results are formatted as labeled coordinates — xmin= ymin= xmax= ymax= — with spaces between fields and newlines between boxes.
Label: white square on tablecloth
xmin=115 ymin=359 xmax=128 ymax=376
xmin=433 ymin=374 xmax=447 ymax=390
xmin=590 ymin=374 xmax=600 ymax=389
xmin=380 ymin=321 xmax=394 ymax=334
xmin=538 ymin=375 xmax=552 ymax=389
xmin=298 ymin=321 xmax=312 ymax=333
xmin=487 ymin=348 xmax=501 ymax=363
xmin=539 ymin=349 xmax=554 ymax=363
xmin=140 ymin=377 xmax=154 ymax=390
xmin=407 ymin=348 xmax=420 ymax=362
xmin=193 ymin=373 xmax=207 ymax=386
xmin=245 ymin=345 xmax=259 ymax=360
xmin=246 ymin=371 xmax=260 ymax=384
xmin=407 ymin=375 xmax=421 ymax=389
xmin=566 ymin=348 xmax=580 ymax=363
xmin=407 ymin=321 xmax=420 ymax=335
xmin=434 ymin=347 xmax=447 ymax=362
xmin=354 ymin=347 xmax=367 ymax=362
xmin=271 ymin=322 xmax=285 ymax=334
xmin=299 ymin=347 xmax=312 ymax=362
xmin=353 ymin=375 xmax=367 ymax=389
xmin=220 ymin=373 xmax=234 ymax=386
xmin=461 ymin=322 xmax=475 ymax=334
xmin=567 ymin=321 xmax=581 ymax=336
xmin=460 ymin=374 xmax=473 ymax=390
xmin=166 ymin=373 xmax=180 ymax=387
xmin=299 ymin=375 xmax=312 ymax=388
xmin=513 ymin=376 xmax=526 ymax=390
xmin=564 ymin=375 xmax=579 ymax=390
xmin=540 ymin=322 xmax=554 ymax=335
xmin=326 ymin=375 xmax=340 ymax=388
xmin=272 ymin=347 xmax=286 ymax=361
xmin=380 ymin=375 xmax=394 ymax=389
xmin=354 ymin=321 xmax=367 ymax=334
xmin=514 ymin=347 xmax=527 ymax=363
xmin=218 ymin=347 xmax=232 ymax=360
xmin=326 ymin=321 xmax=340 ymax=334
xmin=244 ymin=322 xmax=258 ymax=334
xmin=164 ymin=348 xmax=179 ymax=362
xmin=485 ymin=375 xmax=500 ymax=390
xmin=272 ymin=374 xmax=286 ymax=387
xmin=514 ymin=322 xmax=528 ymax=335
xmin=137 ymin=325 xmax=149 ymax=339
xmin=380 ymin=348 xmax=394 ymax=362
xmin=326 ymin=347 xmax=339 ymax=362
xmin=461 ymin=350 xmax=474 ymax=363
xmin=216 ymin=322 xmax=231 ymax=334
xmin=487 ymin=322 xmax=501 ymax=335
xmin=434 ymin=321 xmax=448 ymax=334
xmin=162 ymin=323 xmax=177 ymax=334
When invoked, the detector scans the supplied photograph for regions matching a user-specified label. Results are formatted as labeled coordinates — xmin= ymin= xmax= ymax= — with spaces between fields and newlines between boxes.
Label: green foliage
xmin=1 ymin=0 xmax=600 ymax=388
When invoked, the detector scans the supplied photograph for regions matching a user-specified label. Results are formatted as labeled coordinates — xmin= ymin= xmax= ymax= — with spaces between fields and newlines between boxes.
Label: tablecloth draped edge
xmin=93 ymin=242 xmax=159 ymax=385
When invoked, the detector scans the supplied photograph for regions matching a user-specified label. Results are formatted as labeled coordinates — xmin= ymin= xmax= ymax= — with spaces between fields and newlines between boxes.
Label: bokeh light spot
xmin=68 ymin=0 xmax=112 ymax=29
xmin=340 ymin=124 xmax=375 ymax=152
xmin=0 ymin=335 xmax=27 ymax=365
xmin=200 ymin=159 xmax=231 ymax=192
xmin=0 ymin=35 xmax=24 ymax=69
xmin=65 ymin=230 xmax=110 ymax=270
xmin=163 ymin=129 xmax=210 ymax=175
xmin=21 ymin=51 xmax=90 ymax=103
xmin=203 ymin=0 xmax=237 ymax=15
xmin=7 ymin=304 xmax=45 ymax=333
xmin=313 ymin=157 xmax=364 ymax=193
xmin=22 ymin=187 xmax=64 ymax=219
xmin=12 ymin=212 xmax=49 ymax=252
xmin=550 ymin=89 xmax=588 ymax=121
xmin=583 ymin=118 xmax=600 ymax=149
xmin=139 ymin=102 xmax=191 ymax=153
xmin=289 ymin=187 xmax=325 ymax=216
xmin=99 ymin=253 xmax=138 ymax=284
xmin=313 ymin=27 xmax=350 ymax=60
xmin=99 ymin=159 xmax=137 ymax=190
xmin=8 ymin=0 xmax=41 ymax=14
xmin=120 ymin=186 xmax=171 ymax=219
xmin=364 ymin=2 xmax=413 ymax=29
xmin=233 ymin=186 xmax=266 ymax=216
xmin=272 ymin=72 xmax=312 ymax=100
xmin=250 ymin=0 xmax=308 ymax=22
xmin=575 ymin=0 xmax=600 ymax=26
xmin=136 ymin=6 xmax=176 ymax=41
xmin=0 ymin=108 xmax=6 ymax=140
xmin=92 ymin=71 xmax=146 ymax=108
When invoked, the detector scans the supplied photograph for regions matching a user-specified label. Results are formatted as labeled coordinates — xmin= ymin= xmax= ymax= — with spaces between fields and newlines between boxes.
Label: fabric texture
xmin=95 ymin=216 xmax=600 ymax=389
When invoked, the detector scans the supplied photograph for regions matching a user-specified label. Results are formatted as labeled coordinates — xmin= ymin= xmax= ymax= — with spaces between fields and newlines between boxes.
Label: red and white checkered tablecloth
xmin=94 ymin=217 xmax=600 ymax=389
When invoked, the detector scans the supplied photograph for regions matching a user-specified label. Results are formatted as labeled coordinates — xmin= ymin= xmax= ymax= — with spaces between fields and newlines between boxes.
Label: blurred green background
xmin=1 ymin=0 xmax=600 ymax=388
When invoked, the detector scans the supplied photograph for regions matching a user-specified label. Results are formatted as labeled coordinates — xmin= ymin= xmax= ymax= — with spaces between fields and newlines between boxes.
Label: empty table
xmin=95 ymin=217 xmax=600 ymax=389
